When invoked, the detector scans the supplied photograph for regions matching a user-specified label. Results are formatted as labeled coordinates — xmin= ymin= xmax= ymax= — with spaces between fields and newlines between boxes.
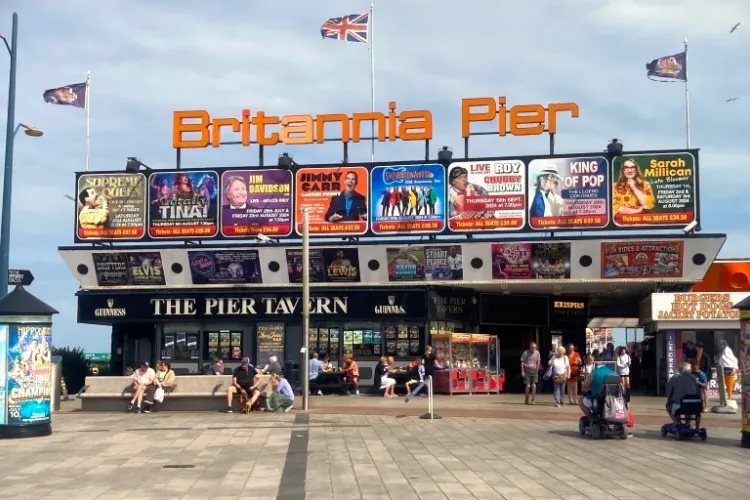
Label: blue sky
xmin=1 ymin=0 xmax=748 ymax=352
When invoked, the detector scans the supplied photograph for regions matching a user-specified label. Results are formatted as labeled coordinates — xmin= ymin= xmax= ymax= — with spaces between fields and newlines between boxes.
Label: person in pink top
xmin=128 ymin=361 xmax=156 ymax=413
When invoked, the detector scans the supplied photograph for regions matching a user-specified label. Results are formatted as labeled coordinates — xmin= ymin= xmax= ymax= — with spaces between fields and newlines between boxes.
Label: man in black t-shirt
xmin=423 ymin=345 xmax=439 ymax=379
xmin=226 ymin=357 xmax=261 ymax=413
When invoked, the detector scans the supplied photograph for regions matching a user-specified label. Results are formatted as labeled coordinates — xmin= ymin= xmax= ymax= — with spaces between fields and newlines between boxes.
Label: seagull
xmin=727 ymin=97 xmax=739 ymax=102
xmin=730 ymin=22 xmax=740 ymax=33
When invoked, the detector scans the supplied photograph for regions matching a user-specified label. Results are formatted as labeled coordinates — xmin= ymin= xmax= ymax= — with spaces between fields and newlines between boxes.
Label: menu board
xmin=257 ymin=323 xmax=284 ymax=364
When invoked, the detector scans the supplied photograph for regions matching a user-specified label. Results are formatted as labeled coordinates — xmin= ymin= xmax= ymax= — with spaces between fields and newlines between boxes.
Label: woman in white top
xmin=615 ymin=346 xmax=631 ymax=389
xmin=548 ymin=346 xmax=570 ymax=407
xmin=378 ymin=356 xmax=396 ymax=398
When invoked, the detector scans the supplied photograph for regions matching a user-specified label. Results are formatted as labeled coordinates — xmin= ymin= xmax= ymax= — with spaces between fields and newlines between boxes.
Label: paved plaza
xmin=0 ymin=399 xmax=748 ymax=500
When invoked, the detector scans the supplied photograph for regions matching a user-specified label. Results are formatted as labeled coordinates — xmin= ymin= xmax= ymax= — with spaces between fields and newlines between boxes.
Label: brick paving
xmin=1 ymin=404 xmax=748 ymax=500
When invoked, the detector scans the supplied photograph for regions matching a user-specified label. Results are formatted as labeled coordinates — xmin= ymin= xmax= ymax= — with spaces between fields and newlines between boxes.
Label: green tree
xmin=51 ymin=346 xmax=90 ymax=394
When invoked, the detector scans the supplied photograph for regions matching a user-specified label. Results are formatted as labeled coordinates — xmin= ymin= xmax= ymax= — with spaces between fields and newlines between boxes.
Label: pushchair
xmin=579 ymin=375 xmax=629 ymax=440
xmin=661 ymin=393 xmax=707 ymax=441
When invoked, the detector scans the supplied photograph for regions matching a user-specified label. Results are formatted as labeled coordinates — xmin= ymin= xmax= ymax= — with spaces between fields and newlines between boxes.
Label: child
xmin=692 ymin=360 xmax=708 ymax=411
xmin=405 ymin=357 xmax=425 ymax=397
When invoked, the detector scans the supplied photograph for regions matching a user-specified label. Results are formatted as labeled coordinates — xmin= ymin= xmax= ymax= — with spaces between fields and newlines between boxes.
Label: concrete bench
xmin=79 ymin=375 xmax=273 ymax=412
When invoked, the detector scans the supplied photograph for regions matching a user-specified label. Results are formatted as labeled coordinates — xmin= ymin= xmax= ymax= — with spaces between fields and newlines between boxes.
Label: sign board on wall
xmin=650 ymin=293 xmax=749 ymax=322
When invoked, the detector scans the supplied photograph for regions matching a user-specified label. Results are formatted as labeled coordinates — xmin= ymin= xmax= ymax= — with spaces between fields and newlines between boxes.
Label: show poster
xmin=602 ymin=241 xmax=684 ymax=279
xmin=286 ymin=249 xmax=325 ymax=283
xmin=611 ymin=152 xmax=696 ymax=227
xmin=188 ymin=250 xmax=262 ymax=285
xmin=256 ymin=323 xmax=284 ymax=367
xmin=322 ymin=248 xmax=360 ymax=282
xmin=295 ymin=166 xmax=369 ymax=236
xmin=491 ymin=243 xmax=571 ymax=279
xmin=447 ymin=160 xmax=526 ymax=232
xmin=76 ymin=173 xmax=146 ymax=240
xmin=148 ymin=170 xmax=219 ymax=238
xmin=386 ymin=247 xmax=426 ymax=282
xmin=92 ymin=252 xmax=166 ymax=286
xmin=0 ymin=325 xmax=6 ymax=426
xmin=370 ymin=163 xmax=445 ymax=235
xmin=527 ymin=157 xmax=609 ymax=230
xmin=424 ymin=245 xmax=463 ymax=280
xmin=5 ymin=325 xmax=52 ymax=426
xmin=220 ymin=169 xmax=293 ymax=237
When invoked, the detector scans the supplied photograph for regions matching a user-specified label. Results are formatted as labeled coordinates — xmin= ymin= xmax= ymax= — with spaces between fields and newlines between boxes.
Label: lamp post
xmin=0 ymin=12 xmax=19 ymax=297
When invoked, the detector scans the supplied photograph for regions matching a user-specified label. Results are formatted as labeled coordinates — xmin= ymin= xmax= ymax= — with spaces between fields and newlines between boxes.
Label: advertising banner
xmin=295 ymin=166 xmax=369 ymax=236
xmin=76 ymin=173 xmax=146 ymax=240
xmin=386 ymin=247 xmax=426 ymax=281
xmin=611 ymin=152 xmax=696 ymax=227
xmin=447 ymin=160 xmax=526 ymax=232
xmin=188 ymin=250 xmax=262 ymax=285
xmin=0 ymin=325 xmax=6 ymax=426
xmin=286 ymin=249 xmax=325 ymax=283
xmin=220 ymin=169 xmax=293 ymax=237
xmin=527 ymin=156 xmax=609 ymax=230
xmin=92 ymin=252 xmax=166 ymax=286
xmin=322 ymin=248 xmax=361 ymax=282
xmin=490 ymin=242 xmax=571 ymax=279
xmin=147 ymin=171 xmax=219 ymax=238
xmin=424 ymin=245 xmax=464 ymax=280
xmin=5 ymin=325 xmax=52 ymax=426
xmin=602 ymin=241 xmax=684 ymax=279
xmin=370 ymin=163 xmax=445 ymax=235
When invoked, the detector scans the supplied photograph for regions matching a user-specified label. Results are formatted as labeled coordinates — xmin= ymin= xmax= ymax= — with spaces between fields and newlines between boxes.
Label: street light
xmin=14 ymin=123 xmax=42 ymax=138
xmin=1 ymin=13 xmax=19 ymax=296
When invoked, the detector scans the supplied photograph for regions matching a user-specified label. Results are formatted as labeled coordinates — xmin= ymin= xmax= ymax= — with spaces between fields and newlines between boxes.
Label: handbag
xmin=153 ymin=387 xmax=165 ymax=403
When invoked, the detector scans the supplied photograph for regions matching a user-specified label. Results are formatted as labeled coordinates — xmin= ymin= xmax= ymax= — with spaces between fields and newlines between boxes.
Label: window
xmin=204 ymin=330 xmax=243 ymax=361
xmin=161 ymin=332 xmax=199 ymax=361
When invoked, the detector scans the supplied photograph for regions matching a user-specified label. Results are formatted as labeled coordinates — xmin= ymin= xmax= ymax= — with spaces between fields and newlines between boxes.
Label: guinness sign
xmin=94 ymin=298 xmax=127 ymax=318
xmin=374 ymin=295 xmax=406 ymax=315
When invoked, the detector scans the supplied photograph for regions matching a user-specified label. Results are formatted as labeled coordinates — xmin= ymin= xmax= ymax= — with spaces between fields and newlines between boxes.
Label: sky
xmin=0 ymin=0 xmax=748 ymax=352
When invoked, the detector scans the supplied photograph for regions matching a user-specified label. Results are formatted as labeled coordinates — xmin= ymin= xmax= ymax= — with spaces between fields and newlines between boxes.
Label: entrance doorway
xmin=482 ymin=325 xmax=539 ymax=393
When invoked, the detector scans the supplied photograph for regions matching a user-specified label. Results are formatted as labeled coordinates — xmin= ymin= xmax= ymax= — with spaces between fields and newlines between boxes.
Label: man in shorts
xmin=521 ymin=342 xmax=541 ymax=405
xmin=226 ymin=357 xmax=261 ymax=413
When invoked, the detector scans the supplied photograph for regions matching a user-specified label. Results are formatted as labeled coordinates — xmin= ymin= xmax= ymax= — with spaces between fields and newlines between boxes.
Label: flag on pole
xmin=321 ymin=13 xmax=370 ymax=43
xmin=645 ymin=52 xmax=687 ymax=82
xmin=42 ymin=82 xmax=87 ymax=108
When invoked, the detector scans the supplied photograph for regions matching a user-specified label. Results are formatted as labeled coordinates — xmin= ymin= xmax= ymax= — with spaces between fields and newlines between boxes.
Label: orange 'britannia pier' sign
xmin=173 ymin=97 xmax=580 ymax=149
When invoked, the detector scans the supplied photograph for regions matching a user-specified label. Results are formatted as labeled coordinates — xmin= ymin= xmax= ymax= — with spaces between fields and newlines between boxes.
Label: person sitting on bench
xmin=226 ymin=357 xmax=261 ymax=413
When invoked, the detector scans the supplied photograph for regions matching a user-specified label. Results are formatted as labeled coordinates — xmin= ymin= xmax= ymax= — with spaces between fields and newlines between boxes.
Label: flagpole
xmin=683 ymin=39 xmax=691 ymax=149
xmin=85 ymin=70 xmax=91 ymax=171
xmin=369 ymin=2 xmax=375 ymax=162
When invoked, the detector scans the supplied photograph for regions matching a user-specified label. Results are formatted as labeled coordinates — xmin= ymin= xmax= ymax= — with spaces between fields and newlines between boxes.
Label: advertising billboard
xmin=611 ymin=152 xmax=696 ymax=227
xmin=220 ymin=169 xmax=293 ymax=237
xmin=92 ymin=252 xmax=166 ymax=286
xmin=75 ymin=173 xmax=146 ymax=240
xmin=148 ymin=170 xmax=219 ymax=239
xmin=370 ymin=163 xmax=445 ymax=235
xmin=447 ymin=160 xmax=526 ymax=232
xmin=527 ymin=156 xmax=608 ymax=230
xmin=295 ymin=166 xmax=369 ymax=236
xmin=490 ymin=243 xmax=571 ymax=279
xmin=386 ymin=245 xmax=464 ymax=281
xmin=5 ymin=325 xmax=52 ymax=427
xmin=72 ymin=149 xmax=700 ymax=242
xmin=601 ymin=241 xmax=684 ymax=279
xmin=188 ymin=250 xmax=262 ymax=285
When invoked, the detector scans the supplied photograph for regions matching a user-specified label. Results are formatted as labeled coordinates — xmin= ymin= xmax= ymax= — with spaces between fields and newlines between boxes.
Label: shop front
xmin=78 ymin=287 xmax=473 ymax=386
xmin=640 ymin=292 xmax=746 ymax=396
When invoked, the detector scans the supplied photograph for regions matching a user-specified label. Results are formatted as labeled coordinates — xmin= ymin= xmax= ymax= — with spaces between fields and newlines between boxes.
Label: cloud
xmin=0 ymin=0 xmax=748 ymax=350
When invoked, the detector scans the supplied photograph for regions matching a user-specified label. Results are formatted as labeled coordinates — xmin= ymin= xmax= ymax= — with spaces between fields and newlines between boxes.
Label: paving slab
xmin=0 ymin=408 xmax=747 ymax=500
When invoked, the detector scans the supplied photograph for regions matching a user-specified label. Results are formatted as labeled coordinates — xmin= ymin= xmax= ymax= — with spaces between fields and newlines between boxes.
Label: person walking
xmin=521 ymin=342 xmax=542 ymax=405
xmin=566 ymin=344 xmax=582 ymax=405
xmin=548 ymin=346 xmax=570 ymax=407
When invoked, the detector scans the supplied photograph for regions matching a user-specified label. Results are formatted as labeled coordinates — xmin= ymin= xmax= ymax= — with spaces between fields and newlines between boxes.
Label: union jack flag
xmin=320 ymin=13 xmax=369 ymax=43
